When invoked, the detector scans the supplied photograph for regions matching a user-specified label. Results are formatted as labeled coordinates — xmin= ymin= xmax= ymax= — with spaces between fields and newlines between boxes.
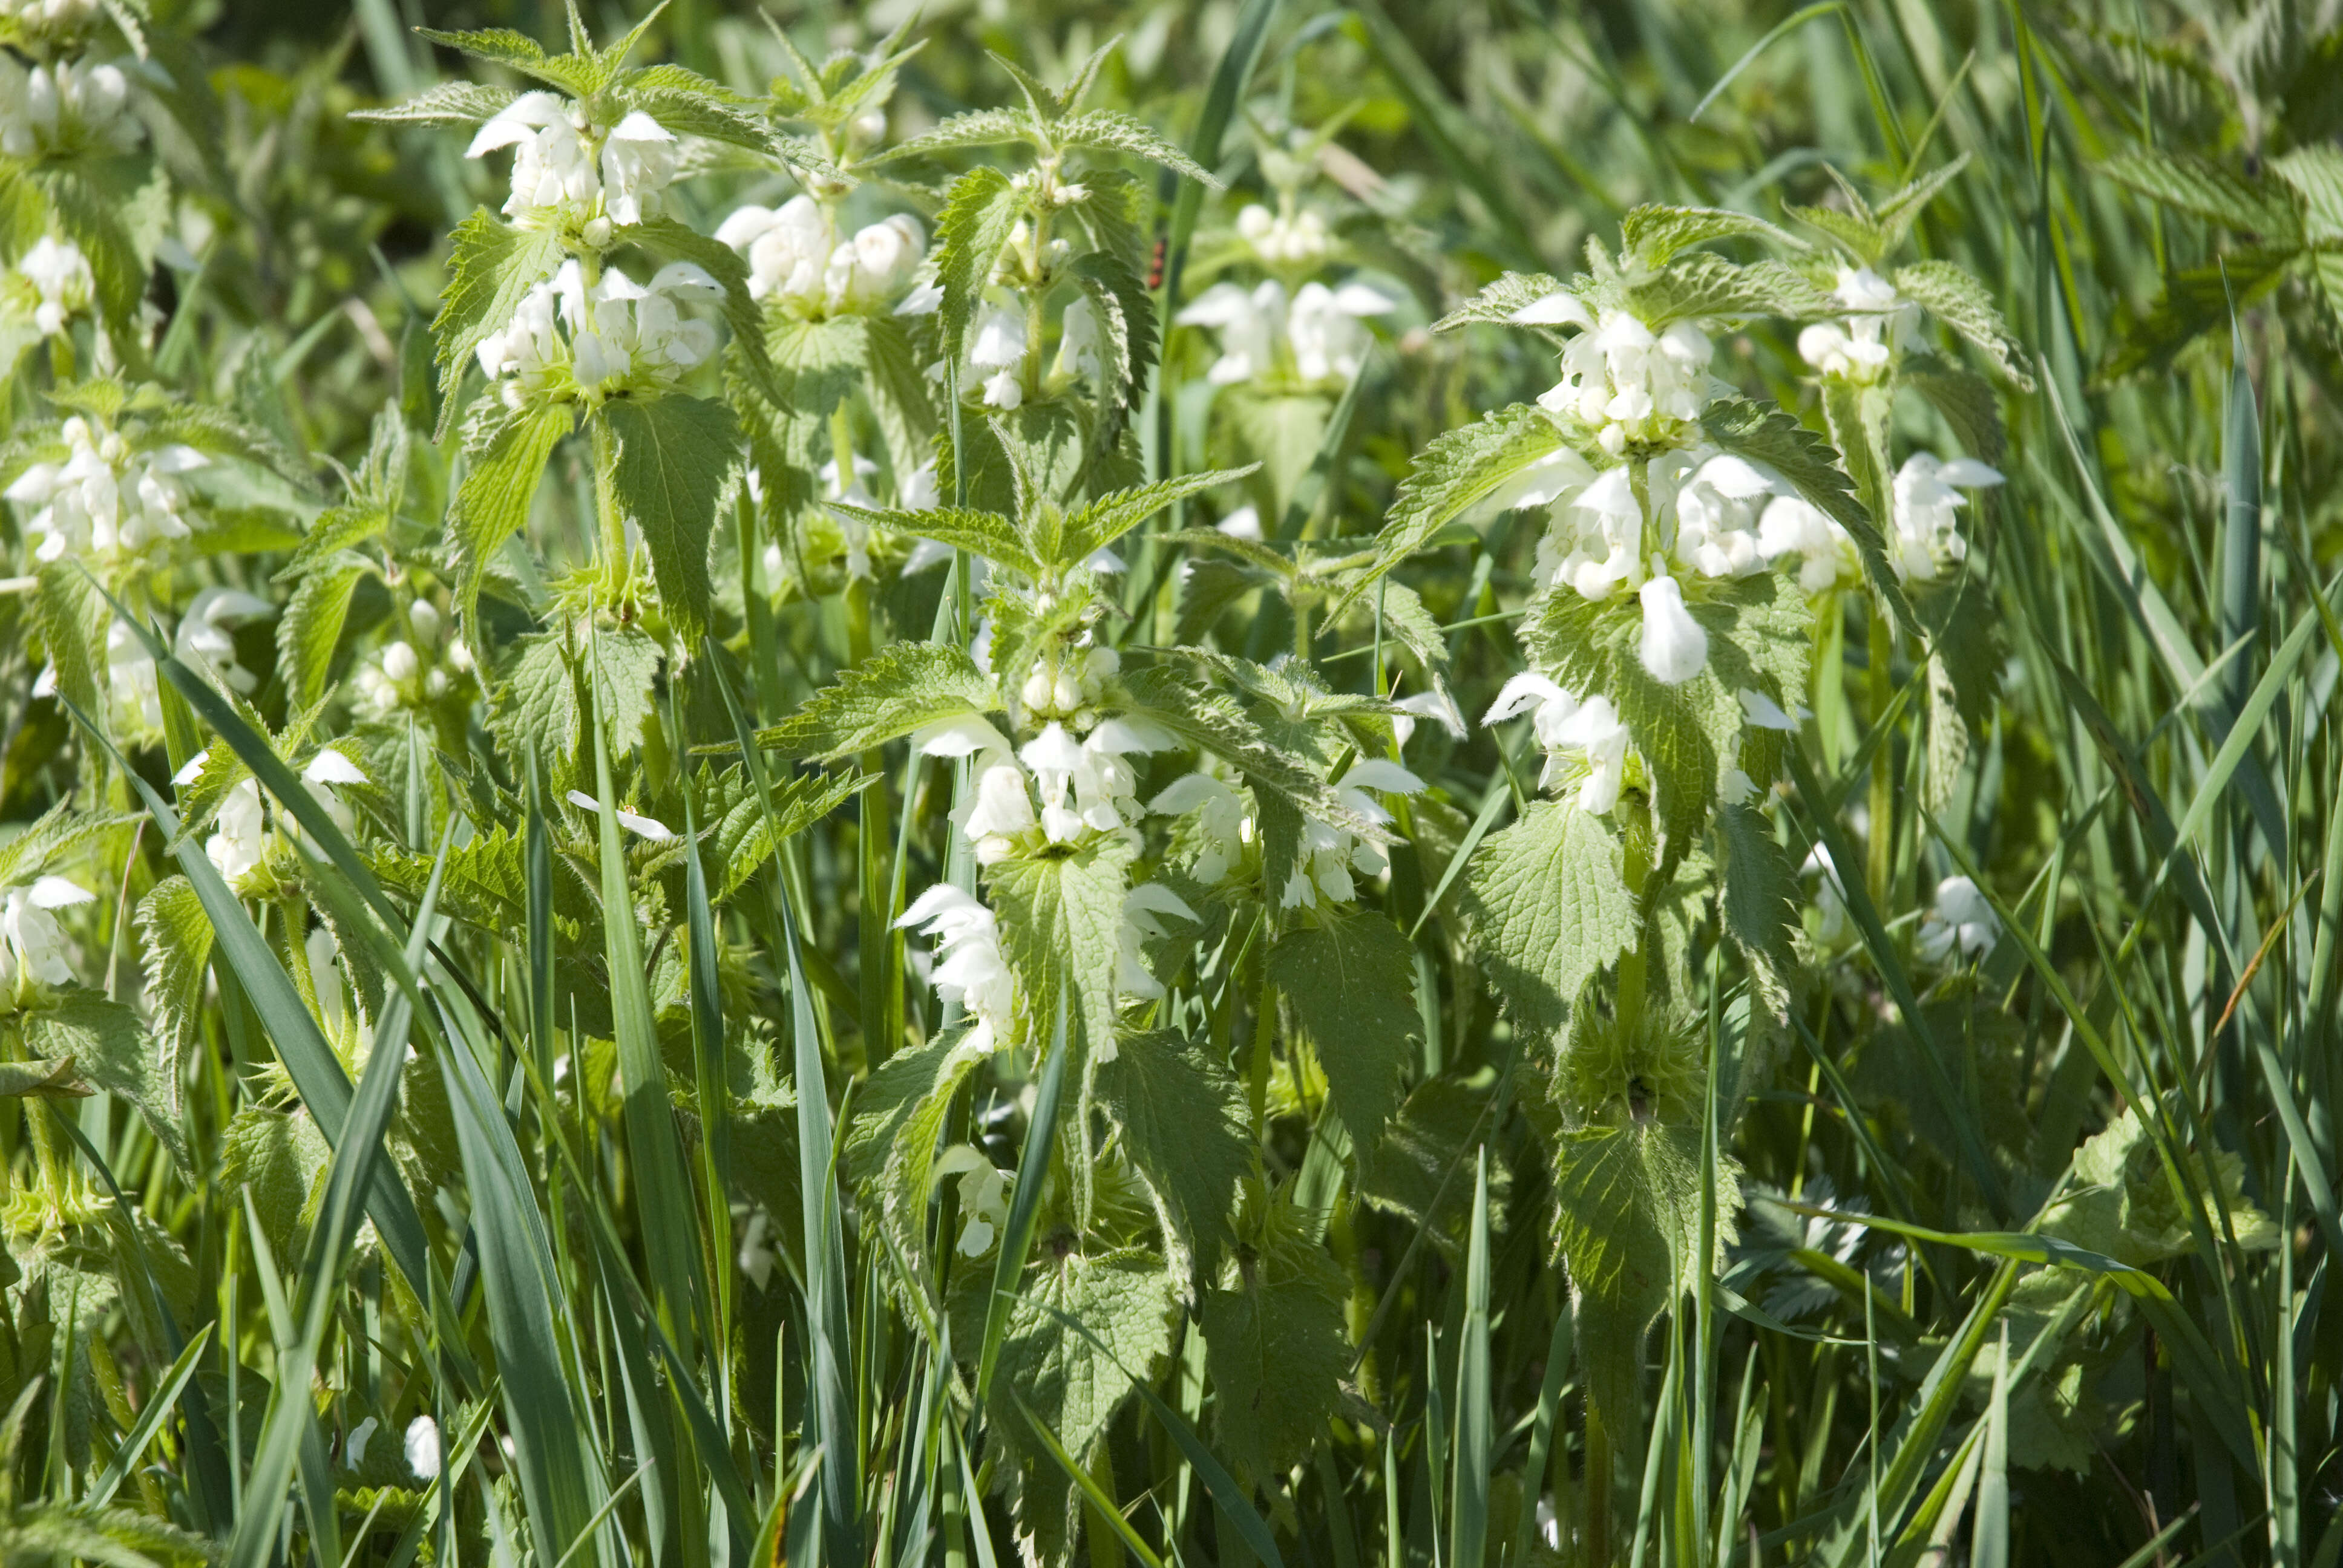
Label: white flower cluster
xmin=934 ymin=1143 xmax=1011 ymax=1256
xmin=467 ymin=94 xmax=677 ymax=243
xmin=1916 ymin=874 xmax=1999 ymax=965
xmin=1483 ymin=675 xmax=1630 ymax=814
xmin=0 ymin=874 xmax=92 ymax=993
xmin=355 ymin=599 xmax=474 ymax=719
xmin=1886 ymin=452 xmax=2002 ymax=583
xmin=716 ymin=197 xmax=927 ymax=315
xmin=172 ymin=586 xmax=274 ymax=695
xmin=1511 ymin=291 xmax=1717 ymax=456
xmin=968 ymin=298 xmax=1029 ymax=409
xmin=197 ymin=748 xmax=367 ymax=892
xmin=476 ymin=258 xmax=721 ymax=407
xmin=0 ymin=53 xmax=137 ymax=159
xmin=1017 ymin=638 xmax=1119 ymax=727
xmin=897 ymin=885 xmax=1016 ymax=1057
xmin=1116 ymin=883 xmax=1198 ymax=1007
xmin=1236 ymin=202 xmax=1334 ymax=268
xmin=1148 ymin=772 xmax=1253 ymax=884
xmin=1797 ymin=266 xmax=1918 ymax=384
xmin=1280 ymin=759 xmax=1423 ymax=909
xmin=8 ymin=416 xmax=207 ymax=562
xmin=1178 ymin=278 xmax=1394 ymax=388
xmin=15 ymin=234 xmax=90 ymax=336
xmin=914 ymin=712 xmax=1179 ymax=864
xmin=2 ymin=0 xmax=102 ymax=38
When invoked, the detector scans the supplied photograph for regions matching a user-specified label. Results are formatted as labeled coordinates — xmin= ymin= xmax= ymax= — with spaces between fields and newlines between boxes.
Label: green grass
xmin=0 ymin=2 xmax=2336 ymax=1566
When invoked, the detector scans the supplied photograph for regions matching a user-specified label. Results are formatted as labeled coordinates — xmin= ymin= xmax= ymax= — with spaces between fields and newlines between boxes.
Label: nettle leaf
xmin=617 ymin=217 xmax=779 ymax=403
xmin=492 ymin=633 xmax=583 ymax=768
xmin=1116 ymin=663 xmax=1385 ymax=842
xmin=432 ymin=213 xmax=567 ymax=439
xmin=22 ymin=991 xmax=189 ymax=1175
xmin=36 ymin=156 xmax=169 ymax=338
xmin=31 ymin=560 xmax=105 ymax=721
xmin=0 ymin=1057 xmax=88 ymax=1097
xmin=850 ymin=1031 xmax=986 ymax=1274
xmin=870 ymin=108 xmax=1038 ymax=167
xmin=1784 ymin=201 xmax=1886 ymax=261
xmin=136 ymin=876 xmax=211 ymax=1114
xmin=601 ymin=394 xmax=737 ymax=645
xmin=1270 ymin=910 xmax=1418 ymax=1149
xmin=758 ymin=642 xmax=999 ymax=762
xmin=1068 ymin=168 xmax=1149 ymax=275
xmin=1700 ymin=398 xmax=1917 ymax=638
xmin=452 ymin=397 xmax=574 ymax=633
xmin=1873 ymin=155 xmax=1972 ymax=249
xmin=1894 ymin=261 xmax=2034 ymax=389
xmin=277 ymin=562 xmax=369 ymax=713
xmin=1627 ymin=254 xmax=1831 ymax=322
xmin=414 ymin=25 xmax=600 ymax=96
xmin=2101 ymin=149 xmax=2303 ymax=243
xmin=583 ymin=626 xmax=663 ymax=759
xmin=1201 ymin=1200 xmax=1349 ymax=1486
xmin=1059 ymin=465 xmax=1257 ymax=567
xmin=1340 ymin=404 xmax=1566 ymax=616
xmin=1619 ymin=203 xmax=1799 ymax=267
xmin=986 ymin=834 xmax=1135 ymax=1060
xmin=1096 ymin=1031 xmax=1251 ymax=1287
xmin=931 ymin=165 xmax=1031 ymax=361
xmin=995 ymin=1249 xmax=1176 ymax=1471
xmin=221 ymin=1106 xmax=330 ymax=1262
xmin=1901 ymin=352 xmax=2006 ymax=465
xmin=1053 ymin=109 xmax=1219 ymax=186
xmin=2273 ymin=147 xmax=2343 ymax=242
xmin=1552 ymin=1116 xmax=1734 ymax=1429
xmin=1432 ymin=270 xmax=1576 ymax=333
xmin=830 ymin=501 xmax=1040 ymax=577
xmin=350 ymin=80 xmax=519 ymax=126
xmin=1358 ymin=1076 xmax=1508 ymax=1248
xmin=700 ymin=765 xmax=871 ymax=903
xmin=1068 ymin=249 xmax=1158 ymax=451
xmin=1459 ymin=801 xmax=1637 ymax=1042
xmin=1715 ymin=803 xmax=1799 ymax=1022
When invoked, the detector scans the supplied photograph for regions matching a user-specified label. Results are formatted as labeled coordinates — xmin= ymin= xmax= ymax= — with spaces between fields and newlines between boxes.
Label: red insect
xmin=1147 ymin=235 xmax=1167 ymax=291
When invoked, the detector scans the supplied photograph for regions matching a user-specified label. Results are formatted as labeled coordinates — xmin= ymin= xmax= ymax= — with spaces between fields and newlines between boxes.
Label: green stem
xmin=1586 ymin=1393 xmax=1613 ymax=1567
xmin=590 ymin=413 xmax=628 ymax=586
xmin=1866 ymin=609 xmax=1893 ymax=904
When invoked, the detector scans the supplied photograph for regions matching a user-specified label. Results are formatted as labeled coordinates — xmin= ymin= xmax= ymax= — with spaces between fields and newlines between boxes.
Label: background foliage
xmin=0 ymin=1 xmax=2337 ymax=1566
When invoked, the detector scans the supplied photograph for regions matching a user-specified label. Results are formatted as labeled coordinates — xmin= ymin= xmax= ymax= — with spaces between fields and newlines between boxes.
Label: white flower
xmin=1802 ymin=844 xmax=1849 ymax=944
xmin=1177 ymin=277 xmax=1391 ymax=388
xmin=299 ymin=749 xmax=366 ymax=847
xmin=1663 ymin=451 xmax=1778 ymax=580
xmin=1636 ymin=572 xmax=1708 ymax=684
xmin=1528 ymin=299 xmax=1714 ymax=453
xmin=1533 ymin=463 xmax=1643 ymax=601
xmin=970 ymin=303 xmax=1027 ymax=370
xmin=566 ymin=789 xmax=673 ymax=841
xmin=1758 ymin=495 xmax=1860 ymax=595
xmin=206 ymin=778 xmax=268 ymax=888
xmin=1737 ymin=688 xmax=1803 ymax=731
xmin=1055 ymin=297 xmax=1103 ymax=383
xmin=106 ymin=619 xmax=161 ymax=734
xmin=8 ymin=416 xmax=207 ymax=561
xmin=1149 ymin=773 xmax=1253 ymax=884
xmin=1917 ymin=874 xmax=1999 ymax=965
xmin=0 ymin=875 xmax=91 ymax=989
xmin=1236 ymin=202 xmax=1334 ymax=267
xmin=16 ymin=235 xmax=90 ymax=336
xmin=175 ymin=587 xmax=274 ymax=695
xmin=916 ymin=717 xmax=1037 ymax=864
xmin=0 ymin=55 xmax=137 ymax=160
xmin=719 ymin=195 xmax=834 ymax=303
xmin=344 ymin=1416 xmax=378 ymax=1469
xmin=934 ymin=1144 xmax=1011 ymax=1256
xmin=1178 ymin=279 xmax=1283 ymax=385
xmin=468 ymin=93 xmax=675 ymax=232
xmin=1286 ymin=280 xmax=1394 ymax=382
xmin=1215 ymin=505 xmax=1263 ymax=541
xmin=0 ymin=0 xmax=100 ymax=42
xmin=477 ymin=258 xmax=718 ymax=406
xmin=1797 ymin=266 xmax=1918 ymax=383
xmin=1478 ymin=445 xmax=1597 ymax=518
xmin=1115 ymin=882 xmax=1198 ymax=1017
xmin=898 ymin=886 xmax=1015 ymax=1056
xmin=1391 ymin=687 xmax=1467 ymax=750
xmin=821 ymin=449 xmax=882 ymax=578
xmin=1887 ymin=453 xmax=2002 ymax=583
xmin=826 ymin=214 xmax=926 ymax=310
xmin=404 ymin=1416 xmax=442 ymax=1480
xmin=1483 ymin=674 xmax=1628 ymax=814
xmin=1280 ymin=760 xmax=1423 ymax=909
xmin=598 ymin=111 xmax=677 ymax=226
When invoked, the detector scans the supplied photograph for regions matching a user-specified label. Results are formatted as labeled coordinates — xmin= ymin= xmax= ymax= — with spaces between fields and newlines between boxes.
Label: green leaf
xmin=1339 ymin=404 xmax=1565 ymax=616
xmin=830 ymin=501 xmax=1042 ymax=577
xmin=31 ymin=560 xmax=105 ymax=722
xmin=1116 ymin=664 xmax=1388 ymax=842
xmin=1357 ymin=1075 xmax=1506 ymax=1247
xmin=931 ymin=165 xmax=1030 ymax=362
xmin=1059 ymin=465 xmax=1259 ymax=567
xmin=1700 ymin=397 xmax=1918 ymax=638
xmin=2273 ymin=146 xmax=2343 ymax=242
xmin=1715 ymin=803 xmax=1799 ymax=1021
xmin=1608 ymin=650 xmax=1735 ymax=877
xmin=220 ymin=1108 xmax=330 ymax=1262
xmin=845 ymin=1030 xmax=984 ymax=1272
xmin=22 ymin=991 xmax=189 ymax=1175
xmin=870 ymin=108 xmax=1038 ymax=168
xmin=1627 ymin=253 xmax=1832 ymax=322
xmin=1269 ymin=910 xmax=1419 ymax=1149
xmin=1457 ymin=801 xmax=1637 ymax=1042
xmin=1067 ymin=249 xmax=1159 ymax=451
xmin=1894 ymin=261 xmax=2034 ymax=389
xmin=700 ymin=764 xmax=871 ymax=903
xmin=1054 ymin=109 xmax=1221 ymax=186
xmin=349 ymin=80 xmax=519 ymax=125
xmin=136 ymin=876 xmax=212 ymax=1107
xmin=1618 ymin=203 xmax=1799 ymax=266
xmin=1201 ymin=1200 xmax=1349 ymax=1486
xmin=431 ymin=214 xmax=567 ymax=439
xmin=1096 ymin=1031 xmax=1252 ymax=1284
xmin=758 ymin=642 xmax=999 ymax=762
xmin=1431 ymin=271 xmax=1578 ymax=333
xmin=994 ymin=1250 xmax=1177 ymax=1471
xmin=985 ymin=835 xmax=1135 ymax=1060
xmin=452 ymin=398 xmax=574 ymax=634
xmin=0 ymin=1056 xmax=89 ymax=1097
xmin=601 ymin=393 xmax=738 ymax=645
xmin=276 ymin=563 xmax=368 ymax=713
xmin=491 ymin=632 xmax=583 ymax=771
xmin=2100 ymin=149 xmax=2302 ymax=242
xmin=582 ymin=626 xmax=664 ymax=761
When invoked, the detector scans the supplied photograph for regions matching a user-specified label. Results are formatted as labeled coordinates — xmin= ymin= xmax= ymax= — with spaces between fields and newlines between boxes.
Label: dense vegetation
xmin=0 ymin=1 xmax=2335 ymax=1565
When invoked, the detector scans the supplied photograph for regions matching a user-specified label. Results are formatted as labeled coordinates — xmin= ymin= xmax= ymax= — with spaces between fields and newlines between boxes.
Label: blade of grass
xmin=978 ymin=993 xmax=1070 ymax=1402
xmin=1448 ymin=1150 xmax=1492 ymax=1568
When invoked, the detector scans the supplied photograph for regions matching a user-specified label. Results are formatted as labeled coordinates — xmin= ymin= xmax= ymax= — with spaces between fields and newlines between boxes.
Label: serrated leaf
xmin=491 ymin=632 xmax=582 ymax=769
xmin=929 ymin=165 xmax=1029 ymax=367
xmin=757 ymin=642 xmax=998 ymax=762
xmin=2273 ymin=146 xmax=2343 ymax=242
xmin=413 ymin=26 xmax=598 ymax=96
xmin=1873 ymin=155 xmax=1971 ymax=248
xmin=1700 ymin=398 xmax=1918 ymax=638
xmin=277 ymin=563 xmax=367 ymax=713
xmin=1340 ymin=405 xmax=1565 ymax=616
xmin=601 ymin=393 xmax=738 ymax=645
xmin=1096 ymin=1031 xmax=1251 ymax=1287
xmin=701 ymin=765 xmax=870 ymax=903
xmin=1619 ymin=203 xmax=1799 ymax=266
xmin=1627 ymin=253 xmax=1832 ymax=322
xmin=1201 ymin=1202 xmax=1348 ymax=1486
xmin=1067 ymin=249 xmax=1158 ymax=451
xmin=2102 ymin=149 xmax=2302 ymax=242
xmin=830 ymin=501 xmax=1041 ymax=576
xmin=1894 ymin=261 xmax=2034 ymax=389
xmin=431 ymin=214 xmax=567 ymax=437
xmin=31 ymin=560 xmax=105 ymax=723
xmin=1059 ymin=465 xmax=1257 ymax=567
xmin=133 ymin=885 xmax=206 ymax=1082
xmin=845 ymin=1030 xmax=985 ymax=1274
xmin=1715 ymin=803 xmax=1798 ymax=1021
xmin=1054 ymin=110 xmax=1219 ymax=188
xmin=995 ymin=1250 xmax=1176 ymax=1472
xmin=1116 ymin=663 xmax=1385 ymax=842
xmin=1458 ymin=800 xmax=1636 ymax=1042
xmin=22 ymin=990 xmax=189 ymax=1175
xmin=985 ymin=835 xmax=1134 ymax=1061
xmin=582 ymin=625 xmax=663 ymax=760
xmin=1432 ymin=271 xmax=1576 ymax=333
xmin=1783 ymin=203 xmax=1887 ymax=261
xmin=220 ymin=1107 xmax=329 ymax=1261
xmin=1358 ymin=1076 xmax=1507 ymax=1247
xmin=350 ymin=81 xmax=519 ymax=125
xmin=869 ymin=108 xmax=1038 ymax=167
xmin=452 ymin=397 xmax=574 ymax=634
xmin=1269 ymin=911 xmax=1418 ymax=1149
xmin=1901 ymin=352 xmax=2006 ymax=465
